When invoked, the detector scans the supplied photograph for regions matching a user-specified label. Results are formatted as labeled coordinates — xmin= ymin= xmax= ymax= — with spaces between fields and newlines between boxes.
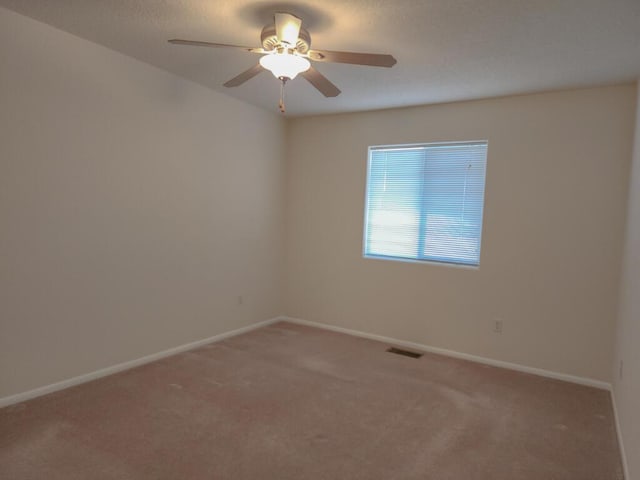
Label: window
xmin=363 ymin=141 xmax=488 ymax=266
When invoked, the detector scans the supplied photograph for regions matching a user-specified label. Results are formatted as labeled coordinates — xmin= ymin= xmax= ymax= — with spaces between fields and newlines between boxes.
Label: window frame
xmin=362 ymin=140 xmax=488 ymax=268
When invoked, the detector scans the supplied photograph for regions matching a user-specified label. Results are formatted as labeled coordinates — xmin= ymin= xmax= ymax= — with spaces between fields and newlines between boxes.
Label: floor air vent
xmin=387 ymin=347 xmax=423 ymax=359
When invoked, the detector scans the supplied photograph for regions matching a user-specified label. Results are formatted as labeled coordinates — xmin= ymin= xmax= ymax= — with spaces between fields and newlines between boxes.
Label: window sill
xmin=363 ymin=254 xmax=480 ymax=270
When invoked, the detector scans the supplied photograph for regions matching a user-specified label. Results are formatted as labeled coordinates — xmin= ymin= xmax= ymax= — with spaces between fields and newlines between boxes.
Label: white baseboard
xmin=1 ymin=314 xmax=613 ymax=404
xmin=611 ymin=390 xmax=630 ymax=479
xmin=0 ymin=317 xmax=281 ymax=409
xmin=278 ymin=316 xmax=612 ymax=391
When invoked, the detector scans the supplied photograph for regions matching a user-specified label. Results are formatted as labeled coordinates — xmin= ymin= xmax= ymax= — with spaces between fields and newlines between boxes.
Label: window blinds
xmin=363 ymin=141 xmax=488 ymax=266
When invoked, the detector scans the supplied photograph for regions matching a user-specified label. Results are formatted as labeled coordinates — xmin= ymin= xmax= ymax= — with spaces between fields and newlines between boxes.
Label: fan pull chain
xmin=279 ymin=78 xmax=287 ymax=114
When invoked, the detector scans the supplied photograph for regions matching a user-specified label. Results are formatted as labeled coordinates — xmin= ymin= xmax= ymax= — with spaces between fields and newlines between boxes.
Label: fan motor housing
xmin=261 ymin=25 xmax=311 ymax=54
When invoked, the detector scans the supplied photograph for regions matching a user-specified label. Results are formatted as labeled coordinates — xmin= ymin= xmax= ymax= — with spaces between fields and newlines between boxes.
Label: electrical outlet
xmin=493 ymin=319 xmax=503 ymax=334
xmin=619 ymin=360 xmax=624 ymax=380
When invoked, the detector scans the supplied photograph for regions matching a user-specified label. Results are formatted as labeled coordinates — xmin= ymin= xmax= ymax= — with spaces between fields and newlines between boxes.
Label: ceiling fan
xmin=168 ymin=12 xmax=397 ymax=113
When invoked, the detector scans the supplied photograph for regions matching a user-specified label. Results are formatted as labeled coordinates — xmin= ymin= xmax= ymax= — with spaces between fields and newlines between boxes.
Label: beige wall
xmin=285 ymin=85 xmax=636 ymax=382
xmin=0 ymin=7 xmax=285 ymax=399
xmin=613 ymin=80 xmax=640 ymax=479
xmin=1 ymin=5 xmax=637 ymax=405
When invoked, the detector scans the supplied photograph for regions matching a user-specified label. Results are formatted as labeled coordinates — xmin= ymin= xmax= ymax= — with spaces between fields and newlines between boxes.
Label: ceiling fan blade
xmin=223 ymin=64 xmax=265 ymax=87
xmin=301 ymin=66 xmax=341 ymax=97
xmin=274 ymin=13 xmax=302 ymax=46
xmin=308 ymin=49 xmax=397 ymax=68
xmin=168 ymin=39 xmax=264 ymax=54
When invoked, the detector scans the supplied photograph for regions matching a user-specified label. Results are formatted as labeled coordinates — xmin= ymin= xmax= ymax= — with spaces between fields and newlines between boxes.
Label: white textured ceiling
xmin=2 ymin=0 xmax=640 ymax=116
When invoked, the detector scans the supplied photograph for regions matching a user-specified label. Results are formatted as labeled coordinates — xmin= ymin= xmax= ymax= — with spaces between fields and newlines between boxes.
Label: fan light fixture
xmin=260 ymin=51 xmax=310 ymax=80
xmin=169 ymin=12 xmax=397 ymax=113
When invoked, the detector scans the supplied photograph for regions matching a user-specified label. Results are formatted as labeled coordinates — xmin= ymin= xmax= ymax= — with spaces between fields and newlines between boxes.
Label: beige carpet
xmin=0 ymin=321 xmax=623 ymax=479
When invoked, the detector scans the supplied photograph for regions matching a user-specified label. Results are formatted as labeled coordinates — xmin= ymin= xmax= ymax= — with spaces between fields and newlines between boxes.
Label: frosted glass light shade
xmin=260 ymin=52 xmax=310 ymax=80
